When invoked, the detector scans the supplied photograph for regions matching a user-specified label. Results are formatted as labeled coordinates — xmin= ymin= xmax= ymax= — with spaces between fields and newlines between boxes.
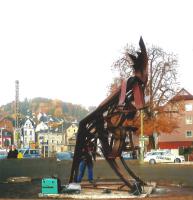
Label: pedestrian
xmin=7 ymin=145 xmax=18 ymax=159
xmin=12 ymin=146 xmax=18 ymax=158
xmin=7 ymin=146 xmax=14 ymax=159
xmin=77 ymin=144 xmax=95 ymax=185
xmin=17 ymin=151 xmax=23 ymax=159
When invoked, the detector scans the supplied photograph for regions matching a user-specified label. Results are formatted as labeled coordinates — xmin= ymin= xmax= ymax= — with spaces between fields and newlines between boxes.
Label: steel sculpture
xmin=69 ymin=37 xmax=148 ymax=190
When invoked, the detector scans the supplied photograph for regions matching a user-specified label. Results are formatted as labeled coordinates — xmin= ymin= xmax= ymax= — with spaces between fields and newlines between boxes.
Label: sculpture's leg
xmin=69 ymin=122 xmax=86 ymax=182
xmin=119 ymin=156 xmax=146 ymax=185
xmin=106 ymin=158 xmax=133 ymax=189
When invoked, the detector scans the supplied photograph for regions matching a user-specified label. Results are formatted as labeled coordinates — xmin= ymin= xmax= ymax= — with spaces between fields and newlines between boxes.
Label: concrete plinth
xmin=38 ymin=182 xmax=156 ymax=199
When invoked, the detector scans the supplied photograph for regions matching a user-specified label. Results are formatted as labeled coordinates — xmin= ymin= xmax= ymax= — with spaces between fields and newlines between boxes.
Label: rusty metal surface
xmin=69 ymin=37 xmax=148 ymax=190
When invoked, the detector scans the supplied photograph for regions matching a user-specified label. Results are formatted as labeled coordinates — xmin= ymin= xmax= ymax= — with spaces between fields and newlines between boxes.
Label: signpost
xmin=140 ymin=110 xmax=145 ymax=163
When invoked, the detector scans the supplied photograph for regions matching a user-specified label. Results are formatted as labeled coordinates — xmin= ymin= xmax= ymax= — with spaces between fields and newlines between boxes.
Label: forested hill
xmin=1 ymin=97 xmax=90 ymax=122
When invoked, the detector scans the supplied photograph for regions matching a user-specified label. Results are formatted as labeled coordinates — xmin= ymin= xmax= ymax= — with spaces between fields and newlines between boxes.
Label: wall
xmin=0 ymin=159 xmax=193 ymax=186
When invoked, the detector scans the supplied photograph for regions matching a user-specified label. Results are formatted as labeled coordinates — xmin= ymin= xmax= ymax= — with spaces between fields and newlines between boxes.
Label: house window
xmin=185 ymin=116 xmax=192 ymax=124
xmin=185 ymin=104 xmax=192 ymax=111
xmin=186 ymin=131 xmax=192 ymax=137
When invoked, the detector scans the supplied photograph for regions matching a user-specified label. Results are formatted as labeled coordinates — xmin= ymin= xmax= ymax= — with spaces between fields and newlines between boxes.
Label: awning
xmin=158 ymin=141 xmax=193 ymax=149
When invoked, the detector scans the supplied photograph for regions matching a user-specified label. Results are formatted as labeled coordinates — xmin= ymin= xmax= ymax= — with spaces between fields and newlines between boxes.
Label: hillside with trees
xmin=0 ymin=97 xmax=89 ymax=122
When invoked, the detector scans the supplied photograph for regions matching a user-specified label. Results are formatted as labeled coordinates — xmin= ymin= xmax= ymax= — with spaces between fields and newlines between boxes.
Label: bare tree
xmin=147 ymin=46 xmax=179 ymax=113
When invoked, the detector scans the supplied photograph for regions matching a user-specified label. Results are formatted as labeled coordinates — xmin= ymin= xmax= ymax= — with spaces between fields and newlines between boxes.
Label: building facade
xmin=158 ymin=88 xmax=193 ymax=149
xmin=21 ymin=118 xmax=36 ymax=148
xmin=65 ymin=123 xmax=78 ymax=151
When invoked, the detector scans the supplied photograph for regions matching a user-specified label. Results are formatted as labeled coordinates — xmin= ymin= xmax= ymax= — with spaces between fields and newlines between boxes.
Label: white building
xmin=21 ymin=118 xmax=36 ymax=148
xmin=35 ymin=121 xmax=49 ymax=147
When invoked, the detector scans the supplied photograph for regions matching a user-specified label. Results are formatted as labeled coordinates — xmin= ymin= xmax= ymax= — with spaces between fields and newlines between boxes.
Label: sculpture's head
xmin=127 ymin=37 xmax=148 ymax=85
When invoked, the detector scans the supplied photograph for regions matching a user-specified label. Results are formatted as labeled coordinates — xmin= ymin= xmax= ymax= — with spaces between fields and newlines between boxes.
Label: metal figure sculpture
xmin=69 ymin=37 xmax=148 ymax=190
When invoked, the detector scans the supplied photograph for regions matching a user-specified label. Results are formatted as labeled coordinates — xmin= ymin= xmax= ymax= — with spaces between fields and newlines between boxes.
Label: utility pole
xmin=15 ymin=80 xmax=19 ymax=129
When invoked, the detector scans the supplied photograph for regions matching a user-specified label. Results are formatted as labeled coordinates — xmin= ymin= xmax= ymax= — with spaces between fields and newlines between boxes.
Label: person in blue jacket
xmin=77 ymin=144 xmax=95 ymax=185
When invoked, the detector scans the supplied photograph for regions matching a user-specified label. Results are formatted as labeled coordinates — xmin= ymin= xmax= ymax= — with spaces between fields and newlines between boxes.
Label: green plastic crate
xmin=41 ymin=178 xmax=58 ymax=194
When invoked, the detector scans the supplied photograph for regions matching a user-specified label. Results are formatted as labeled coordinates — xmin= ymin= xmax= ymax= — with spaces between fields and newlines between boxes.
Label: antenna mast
xmin=14 ymin=80 xmax=21 ymax=147
xmin=15 ymin=80 xmax=19 ymax=129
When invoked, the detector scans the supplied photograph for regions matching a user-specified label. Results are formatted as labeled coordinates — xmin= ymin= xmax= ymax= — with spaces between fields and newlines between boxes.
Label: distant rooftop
xmin=170 ymin=88 xmax=193 ymax=101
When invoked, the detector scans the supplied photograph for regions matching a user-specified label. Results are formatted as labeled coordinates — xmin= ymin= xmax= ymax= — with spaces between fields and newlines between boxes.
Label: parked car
xmin=0 ymin=150 xmax=7 ymax=159
xmin=56 ymin=151 xmax=74 ymax=161
xmin=122 ymin=151 xmax=135 ymax=160
xmin=144 ymin=150 xmax=185 ymax=164
xmin=18 ymin=149 xmax=41 ymax=159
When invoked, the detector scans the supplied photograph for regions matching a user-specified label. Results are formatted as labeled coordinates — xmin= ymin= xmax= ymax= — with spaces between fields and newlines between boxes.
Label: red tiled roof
xmin=169 ymin=88 xmax=193 ymax=102
xmin=170 ymin=95 xmax=193 ymax=101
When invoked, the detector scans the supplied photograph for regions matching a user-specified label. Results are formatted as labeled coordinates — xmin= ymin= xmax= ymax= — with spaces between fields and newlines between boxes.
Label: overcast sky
xmin=0 ymin=0 xmax=193 ymax=108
